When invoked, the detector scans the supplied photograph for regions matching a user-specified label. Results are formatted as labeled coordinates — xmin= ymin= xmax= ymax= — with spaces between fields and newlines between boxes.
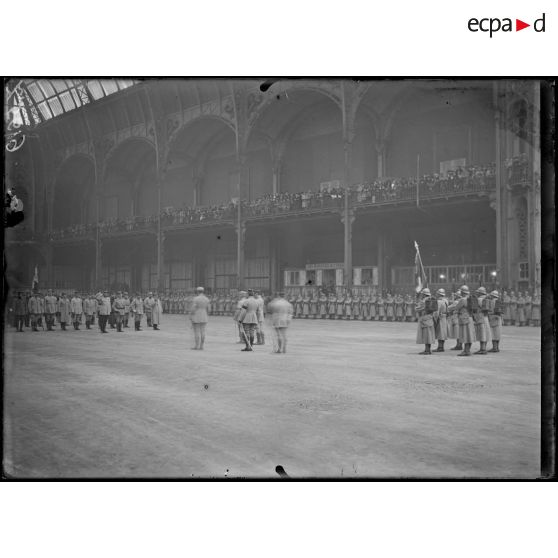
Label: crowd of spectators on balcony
xmin=49 ymin=163 xmax=497 ymax=238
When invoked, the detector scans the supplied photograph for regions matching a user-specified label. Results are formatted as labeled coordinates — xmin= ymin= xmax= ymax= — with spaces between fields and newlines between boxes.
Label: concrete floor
xmin=3 ymin=316 xmax=541 ymax=478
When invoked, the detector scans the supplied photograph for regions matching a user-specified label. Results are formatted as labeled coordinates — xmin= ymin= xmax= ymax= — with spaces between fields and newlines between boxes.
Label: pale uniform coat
xmin=44 ymin=295 xmax=57 ymax=314
xmin=447 ymin=296 xmax=476 ymax=343
xmin=434 ymin=298 xmax=449 ymax=340
xmin=415 ymin=298 xmax=436 ymax=344
xmin=151 ymin=299 xmax=163 ymax=325
xmin=98 ymin=296 xmax=112 ymax=316
xmin=240 ymin=297 xmax=259 ymax=324
xmin=488 ymin=299 xmax=502 ymax=341
xmin=473 ymin=296 xmax=491 ymax=343
xmin=269 ymin=298 xmax=293 ymax=328
xmin=71 ymin=296 xmax=83 ymax=320
xmin=58 ymin=297 xmax=72 ymax=323
xmin=190 ymin=294 xmax=209 ymax=323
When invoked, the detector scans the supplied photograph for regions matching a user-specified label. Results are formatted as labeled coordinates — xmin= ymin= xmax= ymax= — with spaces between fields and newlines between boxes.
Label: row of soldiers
xmin=415 ymin=286 xmax=505 ymax=356
xmin=7 ymin=290 xmax=163 ymax=333
xmin=159 ymin=289 xmax=540 ymax=326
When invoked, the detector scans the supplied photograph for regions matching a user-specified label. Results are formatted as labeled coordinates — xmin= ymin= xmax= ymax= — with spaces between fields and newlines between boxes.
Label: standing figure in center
xmin=415 ymin=288 xmax=436 ymax=355
xmin=130 ymin=292 xmax=144 ymax=331
xmin=190 ymin=286 xmax=209 ymax=350
xmin=70 ymin=292 xmax=83 ymax=330
xmin=433 ymin=288 xmax=449 ymax=352
xmin=344 ymin=291 xmax=353 ymax=320
xmin=268 ymin=292 xmax=293 ymax=353
xmin=385 ymin=292 xmax=395 ymax=322
xmin=377 ymin=292 xmax=385 ymax=322
xmin=255 ymin=291 xmax=265 ymax=345
xmin=447 ymin=285 xmax=476 ymax=356
xmin=144 ymin=292 xmax=155 ymax=328
xmin=238 ymin=289 xmax=259 ymax=351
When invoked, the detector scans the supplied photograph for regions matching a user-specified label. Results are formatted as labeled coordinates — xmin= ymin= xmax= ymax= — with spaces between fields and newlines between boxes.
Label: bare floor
xmin=3 ymin=316 xmax=541 ymax=479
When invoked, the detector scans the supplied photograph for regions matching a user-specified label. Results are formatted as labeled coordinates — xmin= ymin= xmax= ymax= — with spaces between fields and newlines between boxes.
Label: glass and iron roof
xmin=6 ymin=79 xmax=137 ymax=126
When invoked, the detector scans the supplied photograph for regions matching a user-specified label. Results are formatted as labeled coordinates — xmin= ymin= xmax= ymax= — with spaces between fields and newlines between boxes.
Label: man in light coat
xmin=112 ymin=291 xmax=126 ymax=332
xmin=70 ymin=292 xmax=83 ymax=330
xmin=83 ymin=294 xmax=96 ymax=329
xmin=447 ymin=285 xmax=476 ymax=356
xmin=233 ymin=291 xmax=247 ymax=343
xmin=44 ymin=289 xmax=58 ymax=331
xmin=58 ymin=293 xmax=72 ymax=331
xmin=255 ymin=291 xmax=266 ymax=345
xmin=151 ymin=293 xmax=163 ymax=330
xmin=28 ymin=292 xmax=41 ymax=331
xmin=97 ymin=291 xmax=111 ymax=333
xmin=130 ymin=293 xmax=144 ymax=331
xmin=268 ymin=292 xmax=293 ymax=353
xmin=190 ymin=287 xmax=209 ymax=350
xmin=144 ymin=292 xmax=155 ymax=327
xmin=239 ymin=289 xmax=259 ymax=351
xmin=433 ymin=288 xmax=449 ymax=352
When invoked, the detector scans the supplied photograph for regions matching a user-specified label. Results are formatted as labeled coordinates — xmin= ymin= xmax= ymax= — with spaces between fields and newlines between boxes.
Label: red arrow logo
xmin=516 ymin=19 xmax=530 ymax=31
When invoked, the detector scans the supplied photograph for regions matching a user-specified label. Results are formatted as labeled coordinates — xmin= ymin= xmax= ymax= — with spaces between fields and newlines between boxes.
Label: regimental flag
xmin=32 ymin=265 xmax=39 ymax=293
xmin=414 ymin=241 xmax=427 ymax=294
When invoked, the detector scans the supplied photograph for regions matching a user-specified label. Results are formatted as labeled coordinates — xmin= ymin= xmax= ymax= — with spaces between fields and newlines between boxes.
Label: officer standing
xmin=233 ymin=290 xmax=247 ymax=343
xmin=472 ymin=286 xmax=491 ymax=355
xmin=44 ymin=289 xmax=58 ymax=331
xmin=97 ymin=291 xmax=111 ymax=333
xmin=434 ymin=288 xmax=449 ymax=352
xmin=415 ymin=288 xmax=436 ymax=355
xmin=151 ymin=293 xmax=163 ymax=330
xmin=190 ymin=286 xmax=209 ymax=350
xmin=487 ymin=290 xmax=503 ymax=352
xmin=14 ymin=292 xmax=27 ymax=332
xmin=58 ymin=293 xmax=71 ymax=331
xmin=268 ymin=292 xmax=293 ymax=353
xmin=255 ymin=291 xmax=266 ymax=345
xmin=28 ymin=292 xmax=41 ymax=331
xmin=130 ymin=293 xmax=144 ymax=331
xmin=113 ymin=291 xmax=126 ymax=332
xmin=123 ymin=292 xmax=131 ymax=327
xmin=70 ymin=292 xmax=83 ymax=330
xmin=238 ymin=289 xmax=259 ymax=351
xmin=144 ymin=292 xmax=155 ymax=328
xmin=83 ymin=294 xmax=96 ymax=329
xmin=447 ymin=285 xmax=476 ymax=356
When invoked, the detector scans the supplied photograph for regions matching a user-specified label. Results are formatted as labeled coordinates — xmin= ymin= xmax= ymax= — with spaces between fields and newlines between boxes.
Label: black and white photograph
xmin=3 ymin=78 xmax=553 ymax=479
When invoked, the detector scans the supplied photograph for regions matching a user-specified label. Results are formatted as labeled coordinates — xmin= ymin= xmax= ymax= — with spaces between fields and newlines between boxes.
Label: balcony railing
xmin=46 ymin=165 xmax=497 ymax=241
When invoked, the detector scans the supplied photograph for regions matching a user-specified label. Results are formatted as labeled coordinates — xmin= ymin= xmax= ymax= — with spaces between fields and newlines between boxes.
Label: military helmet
xmin=476 ymin=286 xmax=487 ymax=295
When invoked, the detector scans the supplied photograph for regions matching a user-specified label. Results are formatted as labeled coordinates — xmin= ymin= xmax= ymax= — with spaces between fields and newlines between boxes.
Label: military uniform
xmin=268 ymin=294 xmax=293 ymax=353
xmin=502 ymin=291 xmax=511 ymax=325
xmin=309 ymin=292 xmax=318 ymax=319
xmin=395 ymin=294 xmax=404 ymax=322
xmin=509 ymin=292 xmax=518 ymax=325
xmin=130 ymin=294 xmax=144 ymax=330
xmin=70 ymin=294 xmax=83 ymax=330
xmin=516 ymin=294 xmax=526 ymax=326
xmin=14 ymin=293 xmax=27 ymax=332
xmin=97 ymin=292 xmax=111 ymax=333
xmin=239 ymin=291 xmax=259 ymax=351
xmin=472 ymin=287 xmax=491 ymax=355
xmin=369 ymin=294 xmax=377 ymax=321
xmin=44 ymin=291 xmax=58 ymax=331
xmin=318 ymin=292 xmax=328 ymax=319
xmin=433 ymin=288 xmax=449 ymax=352
xmin=112 ymin=292 xmax=126 ymax=332
xmin=531 ymin=293 xmax=540 ymax=326
xmin=233 ymin=291 xmax=248 ymax=343
xmin=190 ymin=287 xmax=209 ymax=349
xmin=404 ymin=294 xmax=414 ymax=322
xmin=28 ymin=294 xmax=41 ymax=331
xmin=415 ymin=288 xmax=436 ymax=355
xmin=255 ymin=293 xmax=266 ymax=345
xmin=327 ymin=293 xmax=336 ymax=319
xmin=352 ymin=294 xmax=361 ymax=320
xmin=447 ymin=285 xmax=476 ymax=356
xmin=385 ymin=294 xmax=395 ymax=321
xmin=377 ymin=295 xmax=385 ymax=321
xmin=360 ymin=294 xmax=370 ymax=320
xmin=487 ymin=290 xmax=503 ymax=352
xmin=144 ymin=293 xmax=155 ymax=327
xmin=344 ymin=294 xmax=352 ymax=320
xmin=524 ymin=292 xmax=532 ymax=325
xmin=301 ymin=292 xmax=310 ymax=318
xmin=84 ymin=295 xmax=96 ymax=329
xmin=58 ymin=294 xmax=71 ymax=331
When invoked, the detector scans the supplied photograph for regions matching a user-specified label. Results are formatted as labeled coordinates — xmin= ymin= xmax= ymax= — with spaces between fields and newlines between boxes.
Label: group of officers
xmin=415 ymin=285 xmax=506 ymax=356
xmin=9 ymin=290 xmax=163 ymax=333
